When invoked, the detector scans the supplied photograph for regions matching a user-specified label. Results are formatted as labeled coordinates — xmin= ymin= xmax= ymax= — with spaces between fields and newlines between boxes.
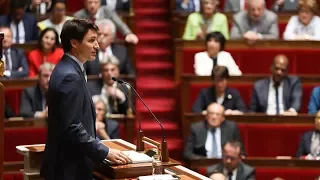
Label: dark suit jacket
xmin=176 ymin=0 xmax=196 ymax=12
xmin=5 ymin=103 xmax=16 ymax=119
xmin=296 ymin=130 xmax=317 ymax=157
xmin=0 ymin=13 xmax=38 ymax=42
xmin=184 ymin=120 xmax=245 ymax=159
xmin=84 ymin=43 xmax=135 ymax=76
xmin=19 ymin=84 xmax=45 ymax=117
xmin=207 ymin=162 xmax=256 ymax=180
xmin=192 ymin=86 xmax=247 ymax=113
xmin=6 ymin=48 xmax=28 ymax=78
xmin=97 ymin=119 xmax=120 ymax=140
xmin=40 ymin=55 xmax=109 ymax=180
xmin=101 ymin=0 xmax=130 ymax=11
xmin=249 ymin=76 xmax=302 ymax=113
xmin=88 ymin=79 xmax=129 ymax=114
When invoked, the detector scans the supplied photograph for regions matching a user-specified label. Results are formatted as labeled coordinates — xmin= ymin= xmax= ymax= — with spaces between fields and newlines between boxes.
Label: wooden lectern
xmin=16 ymin=139 xmax=210 ymax=180
xmin=0 ymin=32 xmax=5 ymax=179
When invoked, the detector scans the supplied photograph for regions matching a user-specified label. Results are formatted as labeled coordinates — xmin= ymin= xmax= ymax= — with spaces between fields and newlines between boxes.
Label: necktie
xmin=275 ymin=85 xmax=280 ymax=114
xmin=4 ymin=50 xmax=10 ymax=70
xmin=228 ymin=172 xmax=233 ymax=180
xmin=211 ymin=57 xmax=218 ymax=68
xmin=211 ymin=128 xmax=218 ymax=158
xmin=83 ymin=70 xmax=87 ymax=82
xmin=15 ymin=24 xmax=20 ymax=44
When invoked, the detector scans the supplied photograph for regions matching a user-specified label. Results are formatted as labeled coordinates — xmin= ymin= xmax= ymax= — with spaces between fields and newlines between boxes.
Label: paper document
xmin=104 ymin=150 xmax=153 ymax=165
xmin=138 ymin=174 xmax=180 ymax=180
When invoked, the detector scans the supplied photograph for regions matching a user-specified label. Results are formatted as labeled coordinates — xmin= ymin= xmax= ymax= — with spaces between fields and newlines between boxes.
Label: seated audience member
xmin=92 ymin=95 xmax=120 ymax=140
xmin=184 ymin=103 xmax=245 ymax=159
xmin=37 ymin=0 xmax=73 ymax=36
xmin=207 ymin=141 xmax=255 ymax=180
xmin=19 ymin=62 xmax=54 ymax=118
xmin=0 ymin=0 xmax=38 ymax=44
xmin=176 ymin=0 xmax=200 ymax=12
xmin=85 ymin=19 xmax=135 ymax=75
xmin=224 ymin=0 xmax=247 ymax=12
xmin=309 ymin=86 xmax=320 ymax=114
xmin=249 ymin=55 xmax=302 ymax=115
xmin=192 ymin=66 xmax=246 ymax=115
xmin=0 ymin=26 xmax=28 ymax=78
xmin=194 ymin=32 xmax=242 ymax=76
xmin=101 ymin=0 xmax=130 ymax=11
xmin=230 ymin=0 xmax=279 ymax=42
xmin=272 ymin=0 xmax=298 ymax=12
xmin=74 ymin=0 xmax=138 ymax=44
xmin=88 ymin=56 xmax=129 ymax=114
xmin=283 ymin=0 xmax=320 ymax=41
xmin=182 ymin=0 xmax=229 ymax=40
xmin=209 ymin=170 xmax=226 ymax=180
xmin=296 ymin=110 xmax=320 ymax=157
xmin=315 ymin=175 xmax=320 ymax=180
xmin=28 ymin=27 xmax=63 ymax=77
xmin=26 ymin=0 xmax=53 ymax=16
xmin=5 ymin=103 xmax=16 ymax=119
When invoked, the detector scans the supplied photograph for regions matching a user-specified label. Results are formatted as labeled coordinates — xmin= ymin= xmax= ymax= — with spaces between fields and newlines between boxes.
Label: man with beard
xmin=249 ymin=54 xmax=302 ymax=115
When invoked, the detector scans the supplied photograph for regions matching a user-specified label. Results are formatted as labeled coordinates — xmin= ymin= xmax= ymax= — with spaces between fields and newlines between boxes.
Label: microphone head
xmin=112 ymin=77 xmax=117 ymax=82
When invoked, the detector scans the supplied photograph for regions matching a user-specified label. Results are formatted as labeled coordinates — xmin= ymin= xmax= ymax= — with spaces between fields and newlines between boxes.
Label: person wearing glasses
xmin=296 ymin=110 xmax=320 ymax=158
xmin=207 ymin=141 xmax=255 ymax=180
xmin=184 ymin=103 xmax=245 ymax=160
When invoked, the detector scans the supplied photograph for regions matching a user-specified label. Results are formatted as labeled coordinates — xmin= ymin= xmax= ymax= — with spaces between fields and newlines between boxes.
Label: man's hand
xmin=125 ymin=34 xmax=139 ymax=44
xmin=243 ymin=31 xmax=259 ymax=41
xmin=106 ymin=148 xmax=132 ymax=165
xmin=196 ymin=30 xmax=205 ymax=40
xmin=282 ymin=110 xmax=298 ymax=116
xmin=96 ymin=121 xmax=105 ymax=131
xmin=225 ymin=109 xmax=244 ymax=115
xmin=18 ymin=67 xmax=23 ymax=72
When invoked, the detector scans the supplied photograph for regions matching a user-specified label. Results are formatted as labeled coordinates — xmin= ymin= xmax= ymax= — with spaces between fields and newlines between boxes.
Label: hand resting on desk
xmin=106 ymin=148 xmax=132 ymax=165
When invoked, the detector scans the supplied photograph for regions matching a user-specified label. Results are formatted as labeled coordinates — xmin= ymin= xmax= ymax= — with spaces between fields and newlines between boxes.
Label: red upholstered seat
xmin=5 ymin=89 xmax=23 ymax=114
xmin=279 ymin=22 xmax=287 ymax=39
xmin=3 ymin=172 xmax=23 ymax=180
xmin=244 ymin=124 xmax=312 ymax=157
xmin=4 ymin=128 xmax=47 ymax=161
xmin=256 ymin=168 xmax=320 ymax=180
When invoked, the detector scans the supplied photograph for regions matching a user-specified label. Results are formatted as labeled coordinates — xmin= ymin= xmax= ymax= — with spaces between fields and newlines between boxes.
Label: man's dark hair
xmin=10 ymin=0 xmax=27 ymax=11
xmin=223 ymin=140 xmax=242 ymax=153
xmin=60 ymin=18 xmax=99 ymax=53
xmin=205 ymin=31 xmax=226 ymax=51
xmin=38 ymin=27 xmax=60 ymax=52
xmin=211 ymin=66 xmax=229 ymax=80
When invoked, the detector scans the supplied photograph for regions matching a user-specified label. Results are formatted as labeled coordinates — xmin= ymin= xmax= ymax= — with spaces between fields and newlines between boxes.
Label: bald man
xmin=209 ymin=171 xmax=226 ymax=180
xmin=249 ymin=55 xmax=302 ymax=115
xmin=184 ymin=103 xmax=245 ymax=160
xmin=230 ymin=0 xmax=279 ymax=41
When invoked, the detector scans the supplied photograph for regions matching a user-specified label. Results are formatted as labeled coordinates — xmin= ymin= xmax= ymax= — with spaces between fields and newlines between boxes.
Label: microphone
xmin=112 ymin=77 xmax=169 ymax=162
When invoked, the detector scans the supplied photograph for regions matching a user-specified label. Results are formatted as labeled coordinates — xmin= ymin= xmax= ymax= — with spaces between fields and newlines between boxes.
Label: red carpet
xmin=134 ymin=0 xmax=182 ymax=160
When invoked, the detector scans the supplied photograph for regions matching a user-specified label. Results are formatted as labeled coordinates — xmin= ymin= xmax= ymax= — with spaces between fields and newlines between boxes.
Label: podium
xmin=16 ymin=139 xmax=210 ymax=180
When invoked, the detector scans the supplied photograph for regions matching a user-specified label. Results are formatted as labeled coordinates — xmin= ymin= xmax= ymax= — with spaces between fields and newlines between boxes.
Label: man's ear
xmin=70 ymin=39 xmax=78 ymax=49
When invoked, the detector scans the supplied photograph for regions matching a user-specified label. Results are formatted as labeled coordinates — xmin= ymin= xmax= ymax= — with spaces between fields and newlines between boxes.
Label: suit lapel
xmin=220 ymin=121 xmax=227 ymax=147
xmin=10 ymin=48 xmax=17 ymax=70
xmin=262 ymin=78 xmax=270 ymax=112
xmin=283 ymin=78 xmax=290 ymax=110
xmin=23 ymin=17 xmax=29 ymax=42
xmin=35 ymin=84 xmax=44 ymax=110
xmin=222 ymin=87 xmax=231 ymax=106
xmin=201 ymin=121 xmax=209 ymax=147
xmin=235 ymin=163 xmax=244 ymax=180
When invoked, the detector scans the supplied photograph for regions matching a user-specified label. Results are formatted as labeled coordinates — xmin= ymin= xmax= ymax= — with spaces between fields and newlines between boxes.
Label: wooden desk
xmin=185 ymin=157 xmax=320 ymax=169
xmin=174 ymin=39 xmax=320 ymax=81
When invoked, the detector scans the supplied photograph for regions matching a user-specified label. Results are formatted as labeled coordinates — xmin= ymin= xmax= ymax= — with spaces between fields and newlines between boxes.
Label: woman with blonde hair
xmin=182 ymin=0 xmax=229 ymax=40
xmin=283 ymin=0 xmax=320 ymax=40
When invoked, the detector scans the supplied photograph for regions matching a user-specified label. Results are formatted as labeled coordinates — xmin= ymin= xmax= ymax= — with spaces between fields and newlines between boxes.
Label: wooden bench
xmin=174 ymin=39 xmax=320 ymax=81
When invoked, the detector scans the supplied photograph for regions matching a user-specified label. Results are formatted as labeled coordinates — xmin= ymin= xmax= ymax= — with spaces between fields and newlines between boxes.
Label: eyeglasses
xmin=222 ymin=155 xmax=238 ymax=161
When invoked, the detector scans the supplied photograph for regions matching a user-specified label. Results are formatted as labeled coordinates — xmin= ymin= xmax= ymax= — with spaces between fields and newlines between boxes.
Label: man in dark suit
xmin=101 ymin=0 xmax=130 ymax=11
xmin=19 ymin=62 xmax=54 ymax=118
xmin=40 ymin=19 xmax=130 ymax=180
xmin=207 ymin=141 xmax=255 ymax=180
xmin=0 ymin=0 xmax=38 ymax=43
xmin=0 ymin=26 xmax=28 ymax=78
xmin=192 ymin=66 xmax=246 ymax=115
xmin=184 ymin=103 xmax=245 ymax=160
xmin=249 ymin=55 xmax=302 ymax=115
xmin=85 ymin=19 xmax=135 ymax=76
xmin=296 ymin=110 xmax=320 ymax=157
xmin=88 ymin=55 xmax=129 ymax=114
xmin=5 ymin=103 xmax=16 ymax=119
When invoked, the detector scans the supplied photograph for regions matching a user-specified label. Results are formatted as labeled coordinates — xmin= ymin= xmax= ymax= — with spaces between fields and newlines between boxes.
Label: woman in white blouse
xmin=194 ymin=31 xmax=242 ymax=76
xmin=283 ymin=0 xmax=320 ymax=41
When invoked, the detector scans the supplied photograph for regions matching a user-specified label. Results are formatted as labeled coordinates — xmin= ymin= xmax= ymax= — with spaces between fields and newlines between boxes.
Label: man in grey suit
xmin=184 ymin=103 xmax=245 ymax=160
xmin=272 ymin=0 xmax=298 ymax=12
xmin=74 ymin=0 xmax=138 ymax=44
xmin=207 ymin=141 xmax=255 ymax=180
xmin=230 ymin=0 xmax=279 ymax=41
xmin=0 ymin=26 xmax=28 ymax=78
xmin=249 ymin=55 xmax=302 ymax=115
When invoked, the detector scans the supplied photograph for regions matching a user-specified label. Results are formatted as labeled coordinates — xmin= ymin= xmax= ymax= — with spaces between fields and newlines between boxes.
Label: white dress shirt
xmin=194 ymin=51 xmax=242 ymax=76
xmin=10 ymin=21 xmax=25 ymax=44
xmin=284 ymin=15 xmax=320 ymax=41
xmin=223 ymin=168 xmax=238 ymax=180
xmin=98 ymin=46 xmax=113 ymax=62
xmin=266 ymin=79 xmax=284 ymax=115
xmin=205 ymin=127 xmax=222 ymax=158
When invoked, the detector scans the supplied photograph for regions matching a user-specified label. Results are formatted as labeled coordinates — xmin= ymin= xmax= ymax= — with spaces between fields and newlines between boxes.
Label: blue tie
xmin=211 ymin=128 xmax=218 ymax=158
xmin=4 ymin=50 xmax=10 ymax=70
xmin=228 ymin=172 xmax=233 ymax=180
xmin=15 ymin=25 xmax=20 ymax=44
xmin=275 ymin=85 xmax=280 ymax=114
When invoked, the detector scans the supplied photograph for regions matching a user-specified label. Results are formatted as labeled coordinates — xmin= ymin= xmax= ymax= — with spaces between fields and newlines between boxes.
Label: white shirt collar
xmin=270 ymin=77 xmax=284 ymax=87
xmin=66 ymin=53 xmax=84 ymax=72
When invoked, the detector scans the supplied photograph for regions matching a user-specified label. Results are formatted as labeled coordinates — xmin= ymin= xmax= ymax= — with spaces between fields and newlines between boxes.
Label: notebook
xmin=103 ymin=150 xmax=153 ymax=165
